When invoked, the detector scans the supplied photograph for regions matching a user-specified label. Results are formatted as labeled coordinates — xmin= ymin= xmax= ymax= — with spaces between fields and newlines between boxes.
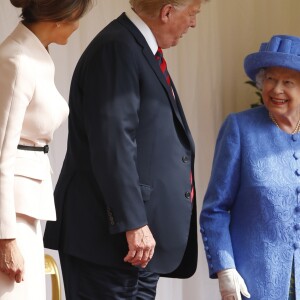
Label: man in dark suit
xmin=44 ymin=0 xmax=206 ymax=298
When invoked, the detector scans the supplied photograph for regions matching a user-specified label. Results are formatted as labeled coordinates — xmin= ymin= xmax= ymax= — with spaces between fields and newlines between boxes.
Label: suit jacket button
xmin=185 ymin=191 xmax=191 ymax=199
xmin=182 ymin=156 xmax=190 ymax=163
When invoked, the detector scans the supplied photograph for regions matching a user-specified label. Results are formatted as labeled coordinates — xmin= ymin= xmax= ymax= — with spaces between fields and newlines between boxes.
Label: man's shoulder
xmin=94 ymin=13 xmax=137 ymax=41
xmin=78 ymin=18 xmax=149 ymax=69
xmin=85 ymin=13 xmax=140 ymax=52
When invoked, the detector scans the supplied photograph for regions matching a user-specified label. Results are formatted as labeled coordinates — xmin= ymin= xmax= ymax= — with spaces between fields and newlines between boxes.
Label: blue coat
xmin=200 ymin=106 xmax=300 ymax=300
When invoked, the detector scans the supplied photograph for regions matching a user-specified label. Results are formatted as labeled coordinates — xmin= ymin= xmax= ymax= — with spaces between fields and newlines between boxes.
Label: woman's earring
xmin=56 ymin=23 xmax=61 ymax=28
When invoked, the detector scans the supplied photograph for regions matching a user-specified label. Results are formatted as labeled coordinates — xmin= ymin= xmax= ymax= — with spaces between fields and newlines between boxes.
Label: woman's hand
xmin=0 ymin=239 xmax=24 ymax=283
xmin=217 ymin=268 xmax=251 ymax=300
xmin=124 ymin=225 xmax=156 ymax=268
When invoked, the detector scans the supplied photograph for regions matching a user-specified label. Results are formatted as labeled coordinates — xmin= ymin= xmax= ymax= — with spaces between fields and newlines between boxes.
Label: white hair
xmin=255 ymin=68 xmax=265 ymax=90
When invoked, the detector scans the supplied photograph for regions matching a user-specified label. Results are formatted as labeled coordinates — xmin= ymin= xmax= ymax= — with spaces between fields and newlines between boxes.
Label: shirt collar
xmin=125 ymin=9 xmax=158 ymax=55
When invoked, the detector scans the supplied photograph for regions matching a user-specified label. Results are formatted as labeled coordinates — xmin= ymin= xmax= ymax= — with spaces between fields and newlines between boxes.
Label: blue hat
xmin=244 ymin=35 xmax=300 ymax=82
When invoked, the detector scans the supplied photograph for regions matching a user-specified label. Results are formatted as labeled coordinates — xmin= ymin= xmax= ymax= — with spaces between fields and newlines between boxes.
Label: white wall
xmin=1 ymin=1 xmax=300 ymax=299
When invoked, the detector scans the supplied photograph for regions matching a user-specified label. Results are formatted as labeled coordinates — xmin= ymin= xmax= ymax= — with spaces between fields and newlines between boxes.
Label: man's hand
xmin=217 ymin=268 xmax=251 ymax=300
xmin=0 ymin=239 xmax=24 ymax=283
xmin=124 ymin=225 xmax=156 ymax=268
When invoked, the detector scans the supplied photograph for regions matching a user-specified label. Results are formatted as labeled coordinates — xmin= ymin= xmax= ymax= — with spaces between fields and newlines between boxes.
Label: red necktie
xmin=155 ymin=47 xmax=194 ymax=203
xmin=155 ymin=47 xmax=171 ymax=86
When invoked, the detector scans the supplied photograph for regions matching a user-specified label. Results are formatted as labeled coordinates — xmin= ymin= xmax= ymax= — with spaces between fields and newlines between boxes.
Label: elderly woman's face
xmin=262 ymin=67 xmax=300 ymax=117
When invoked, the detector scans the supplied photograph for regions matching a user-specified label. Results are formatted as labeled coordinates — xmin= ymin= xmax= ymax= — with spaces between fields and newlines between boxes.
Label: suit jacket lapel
xmin=117 ymin=13 xmax=194 ymax=150
xmin=142 ymin=47 xmax=186 ymax=126
xmin=172 ymin=84 xmax=195 ymax=153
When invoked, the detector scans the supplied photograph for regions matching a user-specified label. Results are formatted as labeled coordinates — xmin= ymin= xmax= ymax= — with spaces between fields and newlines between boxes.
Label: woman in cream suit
xmin=0 ymin=0 xmax=92 ymax=299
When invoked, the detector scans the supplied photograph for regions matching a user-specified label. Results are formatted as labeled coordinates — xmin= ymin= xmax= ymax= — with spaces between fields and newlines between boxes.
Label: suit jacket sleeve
xmin=0 ymin=48 xmax=34 ymax=238
xmin=200 ymin=114 xmax=241 ymax=278
xmin=79 ymin=39 xmax=148 ymax=234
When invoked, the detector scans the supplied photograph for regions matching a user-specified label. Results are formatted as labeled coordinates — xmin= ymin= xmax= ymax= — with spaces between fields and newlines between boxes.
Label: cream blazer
xmin=0 ymin=23 xmax=69 ymax=239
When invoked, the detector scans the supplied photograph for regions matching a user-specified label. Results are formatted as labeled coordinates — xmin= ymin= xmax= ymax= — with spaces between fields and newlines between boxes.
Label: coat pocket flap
xmin=14 ymin=157 xmax=49 ymax=180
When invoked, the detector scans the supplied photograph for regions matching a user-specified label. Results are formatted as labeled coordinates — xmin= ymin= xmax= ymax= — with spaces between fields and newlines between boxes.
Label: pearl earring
xmin=56 ymin=23 xmax=61 ymax=28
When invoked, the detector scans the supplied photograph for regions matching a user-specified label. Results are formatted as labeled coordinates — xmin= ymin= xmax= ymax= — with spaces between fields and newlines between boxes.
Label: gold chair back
xmin=45 ymin=254 xmax=61 ymax=300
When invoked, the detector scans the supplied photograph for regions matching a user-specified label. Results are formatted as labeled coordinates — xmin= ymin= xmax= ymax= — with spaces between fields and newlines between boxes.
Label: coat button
xmin=182 ymin=156 xmax=190 ymax=163
xmin=296 ymin=169 xmax=300 ymax=176
xmin=294 ymin=152 xmax=300 ymax=160
xmin=292 ymin=135 xmax=298 ymax=142
xmin=185 ymin=191 xmax=191 ymax=199
xmin=294 ymin=242 xmax=300 ymax=249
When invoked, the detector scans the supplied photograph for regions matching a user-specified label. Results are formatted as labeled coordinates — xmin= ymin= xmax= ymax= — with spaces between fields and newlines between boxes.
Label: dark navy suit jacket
xmin=44 ymin=13 xmax=198 ymax=278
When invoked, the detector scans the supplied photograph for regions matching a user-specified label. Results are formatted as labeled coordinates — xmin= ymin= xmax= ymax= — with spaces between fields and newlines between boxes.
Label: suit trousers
xmin=59 ymin=252 xmax=160 ymax=300
xmin=0 ymin=214 xmax=45 ymax=300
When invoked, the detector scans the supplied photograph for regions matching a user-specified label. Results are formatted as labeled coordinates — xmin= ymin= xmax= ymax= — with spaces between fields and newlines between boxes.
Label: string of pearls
xmin=269 ymin=112 xmax=300 ymax=134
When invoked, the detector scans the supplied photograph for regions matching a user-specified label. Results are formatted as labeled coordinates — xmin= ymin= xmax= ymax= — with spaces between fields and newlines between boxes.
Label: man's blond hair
xmin=129 ymin=0 xmax=195 ymax=17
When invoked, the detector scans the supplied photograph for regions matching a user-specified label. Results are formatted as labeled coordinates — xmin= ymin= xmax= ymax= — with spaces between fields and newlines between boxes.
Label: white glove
xmin=217 ymin=268 xmax=251 ymax=300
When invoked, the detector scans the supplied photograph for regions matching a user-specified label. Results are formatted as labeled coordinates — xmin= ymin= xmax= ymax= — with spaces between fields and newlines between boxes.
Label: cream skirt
xmin=0 ymin=214 xmax=46 ymax=300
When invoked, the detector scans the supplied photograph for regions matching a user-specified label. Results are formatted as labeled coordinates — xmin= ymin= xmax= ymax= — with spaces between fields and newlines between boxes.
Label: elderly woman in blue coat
xmin=200 ymin=34 xmax=300 ymax=300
